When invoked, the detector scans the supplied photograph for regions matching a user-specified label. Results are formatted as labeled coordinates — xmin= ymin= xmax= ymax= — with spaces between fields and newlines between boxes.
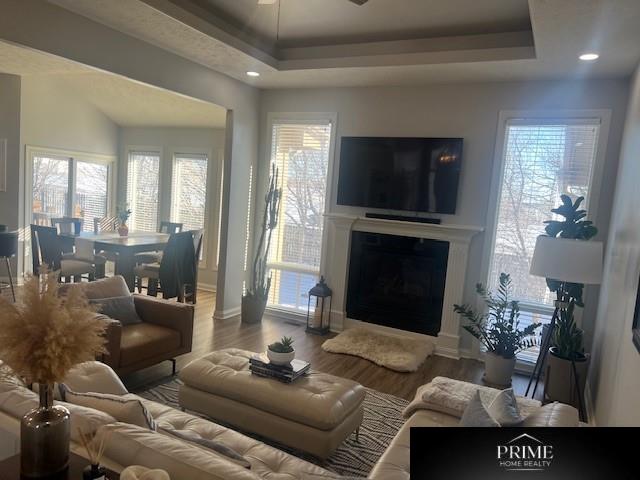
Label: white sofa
xmin=0 ymin=364 xmax=580 ymax=480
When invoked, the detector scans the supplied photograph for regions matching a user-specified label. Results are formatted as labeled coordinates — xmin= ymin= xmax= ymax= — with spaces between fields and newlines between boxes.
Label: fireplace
xmin=346 ymin=231 xmax=449 ymax=336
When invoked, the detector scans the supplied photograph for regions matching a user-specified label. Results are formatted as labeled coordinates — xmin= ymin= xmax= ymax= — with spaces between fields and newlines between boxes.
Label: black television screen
xmin=336 ymin=136 xmax=463 ymax=214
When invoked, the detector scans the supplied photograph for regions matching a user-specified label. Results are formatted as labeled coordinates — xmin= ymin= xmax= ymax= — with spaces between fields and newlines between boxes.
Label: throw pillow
xmin=459 ymin=391 xmax=500 ymax=427
xmin=161 ymin=427 xmax=251 ymax=469
xmin=62 ymin=361 xmax=128 ymax=396
xmin=488 ymin=388 xmax=522 ymax=426
xmin=61 ymin=388 xmax=156 ymax=430
xmin=90 ymin=296 xmax=142 ymax=326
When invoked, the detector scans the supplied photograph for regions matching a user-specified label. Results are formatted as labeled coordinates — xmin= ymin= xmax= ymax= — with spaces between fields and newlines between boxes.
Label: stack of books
xmin=249 ymin=354 xmax=310 ymax=383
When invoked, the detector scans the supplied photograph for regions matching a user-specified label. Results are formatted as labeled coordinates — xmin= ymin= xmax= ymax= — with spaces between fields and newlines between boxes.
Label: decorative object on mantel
xmin=306 ymin=276 xmax=332 ymax=335
xmin=322 ymin=327 xmax=434 ymax=372
xmin=267 ymin=335 xmax=295 ymax=365
xmin=526 ymin=195 xmax=602 ymax=422
xmin=0 ymin=270 xmax=107 ymax=478
xmin=116 ymin=205 xmax=132 ymax=237
xmin=454 ymin=273 xmax=540 ymax=387
xmin=242 ymin=164 xmax=281 ymax=324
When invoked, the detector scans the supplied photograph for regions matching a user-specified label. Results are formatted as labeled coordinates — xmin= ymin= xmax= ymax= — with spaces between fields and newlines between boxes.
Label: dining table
xmin=59 ymin=231 xmax=170 ymax=291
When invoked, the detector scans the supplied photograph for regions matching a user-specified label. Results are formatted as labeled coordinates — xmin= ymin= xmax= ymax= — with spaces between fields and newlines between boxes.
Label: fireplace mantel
xmin=323 ymin=213 xmax=484 ymax=358
xmin=324 ymin=213 xmax=483 ymax=243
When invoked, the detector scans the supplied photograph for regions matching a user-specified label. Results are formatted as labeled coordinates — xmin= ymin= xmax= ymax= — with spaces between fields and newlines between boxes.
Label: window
xmin=31 ymin=153 xmax=112 ymax=232
xmin=127 ymin=151 xmax=160 ymax=232
xmin=267 ymin=121 xmax=333 ymax=312
xmin=488 ymin=118 xmax=601 ymax=362
xmin=171 ymin=153 xmax=209 ymax=232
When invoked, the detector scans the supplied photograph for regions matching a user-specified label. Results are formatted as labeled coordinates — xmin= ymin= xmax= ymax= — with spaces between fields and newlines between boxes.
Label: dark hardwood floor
xmin=124 ymin=290 xmax=537 ymax=401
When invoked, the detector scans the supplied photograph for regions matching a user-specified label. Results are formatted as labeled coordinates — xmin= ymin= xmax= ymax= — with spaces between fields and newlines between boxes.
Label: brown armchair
xmin=59 ymin=276 xmax=194 ymax=376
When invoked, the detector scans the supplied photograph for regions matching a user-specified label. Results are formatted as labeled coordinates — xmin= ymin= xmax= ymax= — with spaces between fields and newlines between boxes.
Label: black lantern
xmin=306 ymin=276 xmax=332 ymax=335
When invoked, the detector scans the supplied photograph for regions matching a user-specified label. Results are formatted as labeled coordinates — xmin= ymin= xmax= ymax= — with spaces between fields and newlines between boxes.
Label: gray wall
xmin=589 ymin=65 xmax=640 ymax=425
xmin=119 ymin=127 xmax=226 ymax=288
xmin=0 ymin=74 xmax=21 ymax=231
xmin=0 ymin=0 xmax=260 ymax=317
xmin=21 ymin=76 xmax=119 ymax=156
xmin=259 ymin=79 xmax=630 ymax=351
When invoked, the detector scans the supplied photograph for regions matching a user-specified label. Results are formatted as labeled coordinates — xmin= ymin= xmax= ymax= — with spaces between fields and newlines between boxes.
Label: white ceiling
xmin=40 ymin=0 xmax=640 ymax=88
xmin=0 ymin=41 xmax=227 ymax=128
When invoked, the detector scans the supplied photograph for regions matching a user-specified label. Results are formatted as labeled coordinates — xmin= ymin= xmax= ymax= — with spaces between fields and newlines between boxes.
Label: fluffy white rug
xmin=322 ymin=327 xmax=434 ymax=372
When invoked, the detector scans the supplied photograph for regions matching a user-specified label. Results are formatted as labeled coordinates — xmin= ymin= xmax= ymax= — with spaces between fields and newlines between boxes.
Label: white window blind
xmin=267 ymin=121 xmax=332 ymax=312
xmin=171 ymin=153 xmax=209 ymax=232
xmin=127 ymin=151 xmax=160 ymax=232
xmin=488 ymin=119 xmax=600 ymax=361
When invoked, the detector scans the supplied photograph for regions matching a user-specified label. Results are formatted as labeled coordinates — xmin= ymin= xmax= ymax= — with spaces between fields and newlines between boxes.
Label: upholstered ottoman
xmin=178 ymin=348 xmax=365 ymax=459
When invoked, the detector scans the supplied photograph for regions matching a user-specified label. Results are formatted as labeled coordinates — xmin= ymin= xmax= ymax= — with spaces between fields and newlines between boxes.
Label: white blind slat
xmin=127 ymin=152 xmax=160 ymax=232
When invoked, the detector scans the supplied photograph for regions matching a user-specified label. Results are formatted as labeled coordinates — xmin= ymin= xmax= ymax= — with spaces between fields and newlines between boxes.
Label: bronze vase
xmin=21 ymin=383 xmax=70 ymax=478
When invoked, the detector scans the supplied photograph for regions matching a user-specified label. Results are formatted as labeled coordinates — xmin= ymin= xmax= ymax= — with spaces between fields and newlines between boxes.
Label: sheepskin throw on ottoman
xmin=322 ymin=328 xmax=434 ymax=372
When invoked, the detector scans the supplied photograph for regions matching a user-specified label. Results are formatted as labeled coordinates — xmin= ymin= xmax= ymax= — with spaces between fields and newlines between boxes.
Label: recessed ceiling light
xmin=579 ymin=53 xmax=599 ymax=61
xmin=246 ymin=71 xmax=260 ymax=77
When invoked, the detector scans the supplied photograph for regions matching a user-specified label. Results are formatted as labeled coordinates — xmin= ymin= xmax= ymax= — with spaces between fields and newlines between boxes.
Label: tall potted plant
xmin=454 ymin=273 xmax=540 ymax=386
xmin=543 ymin=195 xmax=596 ymax=404
xmin=242 ymin=164 xmax=281 ymax=324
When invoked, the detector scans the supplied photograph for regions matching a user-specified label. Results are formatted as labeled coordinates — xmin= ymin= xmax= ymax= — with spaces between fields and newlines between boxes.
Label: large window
xmin=127 ymin=151 xmax=160 ymax=232
xmin=171 ymin=153 xmax=209 ymax=231
xmin=488 ymin=118 xmax=601 ymax=362
xmin=267 ymin=121 xmax=333 ymax=312
xmin=31 ymin=152 xmax=112 ymax=232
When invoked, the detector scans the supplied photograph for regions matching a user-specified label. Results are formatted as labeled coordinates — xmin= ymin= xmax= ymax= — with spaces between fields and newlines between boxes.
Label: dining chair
xmin=51 ymin=217 xmax=83 ymax=236
xmin=159 ymin=221 xmax=183 ymax=234
xmin=134 ymin=230 xmax=201 ymax=303
xmin=134 ymin=221 xmax=184 ymax=265
xmin=93 ymin=216 xmax=118 ymax=234
xmin=30 ymin=224 xmax=95 ymax=282
xmin=0 ymin=230 xmax=18 ymax=301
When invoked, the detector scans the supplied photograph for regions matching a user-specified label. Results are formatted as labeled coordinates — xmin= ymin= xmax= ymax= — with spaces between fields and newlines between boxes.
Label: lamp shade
xmin=529 ymin=236 xmax=603 ymax=284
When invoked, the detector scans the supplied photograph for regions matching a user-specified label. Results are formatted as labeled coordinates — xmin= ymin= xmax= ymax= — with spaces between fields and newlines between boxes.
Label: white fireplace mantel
xmin=323 ymin=213 xmax=484 ymax=358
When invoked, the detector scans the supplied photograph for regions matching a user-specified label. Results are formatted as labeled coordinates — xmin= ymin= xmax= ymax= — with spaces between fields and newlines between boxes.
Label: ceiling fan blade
xmin=348 ymin=0 xmax=370 ymax=4
xmin=257 ymin=0 xmax=278 ymax=4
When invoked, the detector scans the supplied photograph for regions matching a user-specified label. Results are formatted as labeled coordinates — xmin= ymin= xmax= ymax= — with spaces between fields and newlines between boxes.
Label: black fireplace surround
xmin=346 ymin=231 xmax=449 ymax=336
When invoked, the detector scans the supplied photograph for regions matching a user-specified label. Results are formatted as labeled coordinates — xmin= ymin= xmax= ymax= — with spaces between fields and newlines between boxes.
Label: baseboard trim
xmin=213 ymin=306 xmax=241 ymax=320
xmin=264 ymin=307 xmax=307 ymax=325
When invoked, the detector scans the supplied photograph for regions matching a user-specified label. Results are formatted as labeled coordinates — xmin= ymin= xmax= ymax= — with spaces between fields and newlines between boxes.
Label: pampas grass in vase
xmin=0 ymin=269 xmax=108 ymax=477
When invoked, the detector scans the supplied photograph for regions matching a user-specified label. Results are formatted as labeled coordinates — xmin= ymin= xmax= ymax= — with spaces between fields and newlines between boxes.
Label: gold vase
xmin=21 ymin=383 xmax=70 ymax=478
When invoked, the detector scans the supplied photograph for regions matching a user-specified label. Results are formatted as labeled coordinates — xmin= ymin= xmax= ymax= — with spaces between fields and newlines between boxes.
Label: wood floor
xmin=124 ymin=290 xmax=537 ymax=401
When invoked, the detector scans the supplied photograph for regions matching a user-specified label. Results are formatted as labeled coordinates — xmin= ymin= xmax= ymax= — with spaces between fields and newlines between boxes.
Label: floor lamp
xmin=525 ymin=236 xmax=603 ymax=421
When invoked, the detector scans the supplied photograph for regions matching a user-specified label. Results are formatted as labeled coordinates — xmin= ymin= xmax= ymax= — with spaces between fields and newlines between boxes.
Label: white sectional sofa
xmin=0 ymin=363 xmax=580 ymax=479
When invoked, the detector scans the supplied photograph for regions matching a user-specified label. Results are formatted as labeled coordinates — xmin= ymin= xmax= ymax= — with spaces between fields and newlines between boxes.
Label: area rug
xmin=135 ymin=377 xmax=408 ymax=478
xmin=322 ymin=327 xmax=434 ymax=372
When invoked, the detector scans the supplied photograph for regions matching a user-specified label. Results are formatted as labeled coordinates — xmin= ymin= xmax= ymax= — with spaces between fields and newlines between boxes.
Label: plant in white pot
xmin=267 ymin=336 xmax=295 ymax=365
xmin=538 ymin=195 xmax=598 ymax=406
xmin=454 ymin=273 xmax=540 ymax=387
xmin=242 ymin=164 xmax=281 ymax=324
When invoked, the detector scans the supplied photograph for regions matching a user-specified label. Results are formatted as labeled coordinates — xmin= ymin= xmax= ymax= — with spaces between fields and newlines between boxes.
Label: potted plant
xmin=542 ymin=195 xmax=596 ymax=405
xmin=545 ymin=300 xmax=589 ymax=405
xmin=242 ymin=164 xmax=281 ymax=324
xmin=454 ymin=273 xmax=540 ymax=387
xmin=267 ymin=336 xmax=295 ymax=365
xmin=116 ymin=205 xmax=132 ymax=237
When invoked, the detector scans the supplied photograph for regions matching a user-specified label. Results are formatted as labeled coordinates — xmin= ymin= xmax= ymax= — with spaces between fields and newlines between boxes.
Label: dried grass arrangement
xmin=0 ymin=270 xmax=107 ymax=384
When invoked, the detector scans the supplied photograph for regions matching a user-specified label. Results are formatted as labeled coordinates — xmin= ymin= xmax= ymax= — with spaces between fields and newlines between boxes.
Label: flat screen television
xmin=337 ymin=136 xmax=463 ymax=214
